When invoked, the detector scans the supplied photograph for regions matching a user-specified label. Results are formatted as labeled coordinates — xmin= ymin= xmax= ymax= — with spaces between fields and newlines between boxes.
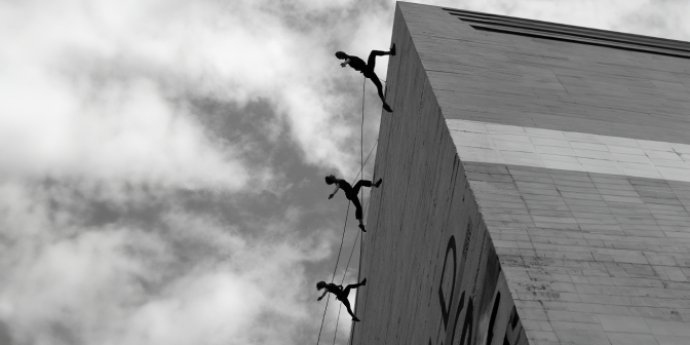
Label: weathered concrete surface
xmin=350 ymin=3 xmax=527 ymax=345
xmin=352 ymin=2 xmax=690 ymax=345
xmin=408 ymin=4 xmax=690 ymax=145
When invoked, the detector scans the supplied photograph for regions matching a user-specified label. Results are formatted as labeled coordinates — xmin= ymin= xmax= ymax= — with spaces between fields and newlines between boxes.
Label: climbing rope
xmin=332 ymin=77 xmax=368 ymax=345
xmin=340 ymin=193 xmax=371 ymax=345
xmin=315 ymin=134 xmax=378 ymax=345
xmin=352 ymin=140 xmax=378 ymax=182
xmin=361 ymin=77 xmax=365 ymax=204
xmin=341 ymin=232 xmax=361 ymax=285
xmin=316 ymin=294 xmax=331 ymax=345
xmin=318 ymin=72 xmax=383 ymax=345
xmin=316 ymin=201 xmax=351 ymax=345
xmin=333 ymin=303 xmax=343 ymax=344
xmin=327 ymin=137 xmax=378 ymax=345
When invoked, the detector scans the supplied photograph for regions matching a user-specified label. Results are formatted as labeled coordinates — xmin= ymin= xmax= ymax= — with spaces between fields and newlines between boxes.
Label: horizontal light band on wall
xmin=447 ymin=119 xmax=690 ymax=182
xmin=443 ymin=8 xmax=690 ymax=59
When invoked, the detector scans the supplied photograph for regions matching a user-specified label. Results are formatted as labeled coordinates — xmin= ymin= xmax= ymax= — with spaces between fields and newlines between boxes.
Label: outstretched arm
xmin=317 ymin=291 xmax=328 ymax=301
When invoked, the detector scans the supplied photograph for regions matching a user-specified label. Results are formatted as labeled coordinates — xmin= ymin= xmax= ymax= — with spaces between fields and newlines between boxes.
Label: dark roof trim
xmin=444 ymin=8 xmax=690 ymax=59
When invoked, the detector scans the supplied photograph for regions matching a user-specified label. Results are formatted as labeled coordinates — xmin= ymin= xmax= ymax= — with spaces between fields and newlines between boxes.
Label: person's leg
xmin=367 ymin=50 xmax=384 ymax=70
xmin=352 ymin=180 xmax=383 ymax=195
xmin=352 ymin=180 xmax=373 ymax=195
xmin=368 ymin=74 xmax=392 ymax=112
xmin=342 ymin=286 xmax=352 ymax=297
xmin=345 ymin=278 xmax=367 ymax=291
xmin=368 ymin=74 xmax=385 ymax=101
xmin=351 ymin=197 xmax=363 ymax=220
xmin=351 ymin=198 xmax=366 ymax=232
xmin=341 ymin=299 xmax=359 ymax=321
xmin=367 ymin=48 xmax=394 ymax=69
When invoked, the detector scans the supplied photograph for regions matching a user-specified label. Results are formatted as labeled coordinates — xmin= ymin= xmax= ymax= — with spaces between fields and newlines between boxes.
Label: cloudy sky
xmin=1 ymin=0 xmax=689 ymax=344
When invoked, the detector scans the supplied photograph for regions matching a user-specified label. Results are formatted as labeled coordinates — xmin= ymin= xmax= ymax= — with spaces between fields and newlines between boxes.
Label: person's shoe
xmin=361 ymin=278 xmax=367 ymax=286
xmin=390 ymin=43 xmax=396 ymax=56
xmin=352 ymin=316 xmax=360 ymax=322
xmin=359 ymin=224 xmax=367 ymax=232
xmin=383 ymin=103 xmax=392 ymax=112
xmin=374 ymin=179 xmax=382 ymax=188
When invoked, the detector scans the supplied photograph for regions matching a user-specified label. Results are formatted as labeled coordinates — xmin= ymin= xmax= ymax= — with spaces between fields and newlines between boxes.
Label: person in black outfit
xmin=335 ymin=44 xmax=396 ymax=112
xmin=317 ymin=279 xmax=367 ymax=321
xmin=326 ymin=175 xmax=382 ymax=232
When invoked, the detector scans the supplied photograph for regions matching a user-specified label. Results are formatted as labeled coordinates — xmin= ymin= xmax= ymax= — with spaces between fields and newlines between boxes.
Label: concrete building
xmin=352 ymin=2 xmax=690 ymax=345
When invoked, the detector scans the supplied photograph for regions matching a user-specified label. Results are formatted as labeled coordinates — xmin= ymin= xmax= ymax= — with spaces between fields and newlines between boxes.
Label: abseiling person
xmin=316 ymin=279 xmax=367 ymax=321
xmin=325 ymin=175 xmax=382 ymax=232
xmin=335 ymin=44 xmax=396 ymax=112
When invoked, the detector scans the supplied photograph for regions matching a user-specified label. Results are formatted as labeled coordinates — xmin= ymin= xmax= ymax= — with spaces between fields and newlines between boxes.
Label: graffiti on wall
xmin=428 ymin=231 xmax=526 ymax=345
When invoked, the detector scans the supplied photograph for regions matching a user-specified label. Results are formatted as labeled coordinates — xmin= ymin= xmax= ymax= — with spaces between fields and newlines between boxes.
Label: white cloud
xmin=2 ymin=77 xmax=249 ymax=190
xmin=0 ymin=0 xmax=258 ymax=192
xmin=0 ymin=189 xmax=333 ymax=345
xmin=3 ymin=0 xmax=689 ymax=193
xmin=0 ymin=0 xmax=373 ymax=343
xmin=121 ymin=272 xmax=266 ymax=345
xmin=1 ymin=0 xmax=392 ymax=184
xmin=4 ymin=1 xmax=689 ymax=345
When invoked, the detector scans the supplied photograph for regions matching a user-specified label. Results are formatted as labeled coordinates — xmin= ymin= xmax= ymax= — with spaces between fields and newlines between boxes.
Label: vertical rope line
xmin=321 ymin=76 xmax=369 ymax=345
xmin=341 ymin=231 xmax=361 ymax=284
xmin=316 ymin=296 xmax=331 ymax=345
xmin=331 ymin=202 xmax=351 ymax=283
xmin=346 ymin=73 xmax=385 ymax=345
xmin=335 ymin=77 xmax=366 ymax=345
xmin=317 ymin=201 xmax=351 ymax=345
xmin=342 ymin=185 xmax=368 ymax=345
xmin=333 ymin=303 xmax=342 ymax=345
xmin=343 ymin=218 xmax=363 ymax=345
xmin=361 ymin=77 xmax=365 ymax=201
xmin=340 ymin=77 xmax=366 ymax=345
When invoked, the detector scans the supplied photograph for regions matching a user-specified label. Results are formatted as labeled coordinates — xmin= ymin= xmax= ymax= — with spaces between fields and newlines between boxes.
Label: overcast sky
xmin=1 ymin=0 xmax=689 ymax=345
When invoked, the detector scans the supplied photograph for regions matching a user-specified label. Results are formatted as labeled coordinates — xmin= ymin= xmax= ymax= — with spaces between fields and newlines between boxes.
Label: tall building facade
xmin=353 ymin=2 xmax=690 ymax=345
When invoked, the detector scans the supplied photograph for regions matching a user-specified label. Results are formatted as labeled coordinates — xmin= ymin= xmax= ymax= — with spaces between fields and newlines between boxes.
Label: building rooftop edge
xmin=433 ymin=5 xmax=690 ymax=58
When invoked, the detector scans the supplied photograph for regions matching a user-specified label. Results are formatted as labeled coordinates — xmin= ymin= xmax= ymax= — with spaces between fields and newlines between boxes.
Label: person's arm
xmin=328 ymin=184 xmax=340 ymax=199
xmin=317 ymin=291 xmax=328 ymax=301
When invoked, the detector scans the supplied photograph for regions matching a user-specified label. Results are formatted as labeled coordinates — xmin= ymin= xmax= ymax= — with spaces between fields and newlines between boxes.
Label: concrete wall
xmin=351 ymin=4 xmax=526 ymax=345
xmin=354 ymin=2 xmax=690 ymax=345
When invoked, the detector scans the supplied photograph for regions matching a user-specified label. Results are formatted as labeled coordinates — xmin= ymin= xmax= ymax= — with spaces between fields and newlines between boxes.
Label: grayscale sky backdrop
xmin=1 ymin=0 xmax=689 ymax=344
